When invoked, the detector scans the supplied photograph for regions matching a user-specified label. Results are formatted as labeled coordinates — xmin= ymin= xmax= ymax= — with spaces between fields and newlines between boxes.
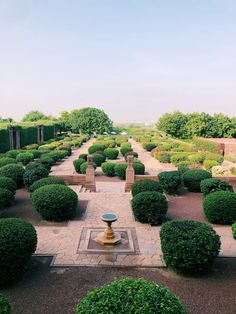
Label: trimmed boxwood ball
xmin=0 ymin=218 xmax=37 ymax=284
xmin=25 ymin=161 xmax=49 ymax=172
xmin=101 ymin=162 xmax=116 ymax=177
xmin=75 ymin=277 xmax=187 ymax=314
xmin=0 ymin=293 xmax=11 ymax=314
xmin=0 ymin=188 xmax=14 ymax=208
xmin=5 ymin=150 xmax=22 ymax=159
xmin=133 ymin=161 xmax=145 ymax=174
xmin=115 ymin=163 xmax=127 ymax=180
xmin=144 ymin=142 xmax=156 ymax=151
xmin=0 ymin=157 xmax=16 ymax=168
xmin=183 ymin=169 xmax=212 ymax=192
xmin=160 ymin=220 xmax=221 ymax=273
xmin=203 ymin=191 xmax=236 ymax=224
xmin=16 ymin=152 xmax=34 ymax=165
xmin=39 ymin=155 xmax=55 ymax=168
xmin=200 ymin=178 xmax=234 ymax=196
xmin=78 ymin=154 xmax=87 ymax=161
xmin=88 ymin=144 xmax=106 ymax=154
xmin=158 ymin=171 xmax=182 ymax=194
xmin=232 ymin=222 xmax=236 ymax=239
xmin=80 ymin=162 xmax=96 ymax=174
xmin=73 ymin=159 xmax=86 ymax=173
xmin=29 ymin=177 xmax=65 ymax=193
xmin=104 ymin=148 xmax=119 ymax=160
xmin=131 ymin=179 xmax=163 ymax=196
xmin=120 ymin=146 xmax=133 ymax=156
xmin=0 ymin=164 xmax=25 ymax=188
xmin=0 ymin=177 xmax=17 ymax=194
xmin=31 ymin=184 xmax=78 ymax=221
xmin=131 ymin=191 xmax=168 ymax=225
xmin=23 ymin=166 xmax=49 ymax=189
xmin=92 ymin=153 xmax=106 ymax=167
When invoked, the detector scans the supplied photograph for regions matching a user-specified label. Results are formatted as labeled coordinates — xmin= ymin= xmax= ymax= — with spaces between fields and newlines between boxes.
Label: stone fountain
xmin=95 ymin=213 xmax=121 ymax=245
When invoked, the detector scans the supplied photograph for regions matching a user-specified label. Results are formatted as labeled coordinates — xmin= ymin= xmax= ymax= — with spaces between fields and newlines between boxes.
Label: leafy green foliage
xmin=131 ymin=179 xmax=163 ymax=196
xmin=0 ymin=177 xmax=17 ymax=194
xmin=88 ymin=144 xmax=106 ymax=154
xmin=0 ymin=164 xmax=25 ymax=188
xmin=200 ymin=178 xmax=233 ymax=196
xmin=16 ymin=152 xmax=34 ymax=165
xmin=29 ymin=177 xmax=65 ymax=193
xmin=203 ymin=160 xmax=219 ymax=171
xmin=0 ymin=157 xmax=16 ymax=168
xmin=92 ymin=153 xmax=106 ymax=167
xmin=232 ymin=222 xmax=236 ymax=239
xmin=101 ymin=162 xmax=116 ymax=177
xmin=104 ymin=148 xmax=119 ymax=160
xmin=80 ymin=162 xmax=96 ymax=174
xmin=0 ymin=293 xmax=11 ymax=314
xmin=114 ymin=163 xmax=127 ymax=180
xmin=203 ymin=191 xmax=236 ymax=224
xmin=158 ymin=171 xmax=182 ymax=194
xmin=144 ymin=143 xmax=156 ymax=151
xmin=133 ymin=161 xmax=145 ymax=174
xmin=31 ymin=184 xmax=78 ymax=221
xmin=131 ymin=191 xmax=168 ymax=225
xmin=0 ymin=218 xmax=37 ymax=284
xmin=183 ymin=169 xmax=212 ymax=192
xmin=23 ymin=167 xmax=49 ymax=189
xmin=22 ymin=110 xmax=49 ymax=122
xmin=156 ymin=152 xmax=171 ymax=163
xmin=160 ymin=220 xmax=220 ymax=273
xmin=73 ymin=159 xmax=86 ymax=173
xmin=0 ymin=188 xmax=14 ymax=208
xmin=75 ymin=278 xmax=187 ymax=314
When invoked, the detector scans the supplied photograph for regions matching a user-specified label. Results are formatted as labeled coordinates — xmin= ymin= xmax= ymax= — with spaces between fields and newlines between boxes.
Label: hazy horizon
xmin=1 ymin=0 xmax=236 ymax=122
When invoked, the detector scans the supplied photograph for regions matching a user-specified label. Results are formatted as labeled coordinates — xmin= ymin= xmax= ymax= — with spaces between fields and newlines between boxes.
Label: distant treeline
xmin=157 ymin=111 xmax=236 ymax=138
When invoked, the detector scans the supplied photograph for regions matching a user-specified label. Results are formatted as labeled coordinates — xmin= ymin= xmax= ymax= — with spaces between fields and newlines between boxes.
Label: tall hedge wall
xmin=43 ymin=125 xmax=55 ymax=141
xmin=20 ymin=126 xmax=38 ymax=147
xmin=0 ymin=129 xmax=10 ymax=152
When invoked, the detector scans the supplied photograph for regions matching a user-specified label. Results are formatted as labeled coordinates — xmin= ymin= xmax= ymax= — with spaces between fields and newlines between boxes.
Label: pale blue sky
xmin=0 ymin=0 xmax=236 ymax=122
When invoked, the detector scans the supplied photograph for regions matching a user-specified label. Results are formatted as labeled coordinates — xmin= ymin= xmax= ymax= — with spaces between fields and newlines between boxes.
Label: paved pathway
xmin=129 ymin=139 xmax=176 ymax=175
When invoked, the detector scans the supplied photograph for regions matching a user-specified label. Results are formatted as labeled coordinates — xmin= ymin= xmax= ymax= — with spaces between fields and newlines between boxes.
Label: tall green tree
xmin=157 ymin=111 xmax=188 ymax=138
xmin=22 ymin=110 xmax=49 ymax=122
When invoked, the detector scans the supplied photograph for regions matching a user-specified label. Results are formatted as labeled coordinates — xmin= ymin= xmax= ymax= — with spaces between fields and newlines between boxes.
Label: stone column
xmin=125 ymin=156 xmax=135 ymax=192
xmin=9 ymin=128 xmax=14 ymax=150
xmin=16 ymin=129 xmax=21 ymax=149
xmin=40 ymin=125 xmax=44 ymax=143
xmin=85 ymin=155 xmax=96 ymax=192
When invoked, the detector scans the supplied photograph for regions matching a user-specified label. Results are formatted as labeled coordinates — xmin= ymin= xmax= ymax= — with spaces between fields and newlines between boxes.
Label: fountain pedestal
xmin=95 ymin=213 xmax=121 ymax=245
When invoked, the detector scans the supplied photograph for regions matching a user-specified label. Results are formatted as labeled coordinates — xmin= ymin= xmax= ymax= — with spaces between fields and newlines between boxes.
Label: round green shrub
xmin=75 ymin=277 xmax=187 ymax=314
xmin=177 ymin=165 xmax=189 ymax=175
xmin=80 ymin=162 xmax=96 ymax=174
xmin=55 ymin=149 xmax=68 ymax=159
xmin=101 ymin=162 xmax=116 ymax=177
xmin=57 ymin=145 xmax=72 ymax=156
xmin=131 ymin=191 xmax=168 ymax=225
xmin=0 ymin=293 xmax=11 ymax=314
xmin=0 ymin=188 xmax=14 ymax=208
xmin=73 ymin=159 xmax=86 ymax=173
xmin=0 ymin=218 xmax=37 ymax=284
xmin=23 ymin=167 xmax=49 ymax=189
xmin=133 ymin=161 xmax=145 ymax=175
xmin=156 ymin=152 xmax=171 ymax=163
xmin=203 ymin=159 xmax=219 ymax=171
xmin=0 ymin=177 xmax=17 ymax=194
xmin=200 ymin=178 xmax=234 ymax=196
xmin=16 ymin=152 xmax=34 ymax=165
xmin=27 ymin=149 xmax=41 ymax=159
xmin=232 ymin=222 xmax=236 ymax=239
xmin=144 ymin=143 xmax=156 ymax=151
xmin=114 ymin=163 xmax=127 ymax=180
xmin=29 ymin=177 xmax=65 ymax=193
xmin=92 ymin=153 xmax=106 ymax=167
xmin=39 ymin=155 xmax=55 ymax=168
xmin=25 ymin=161 xmax=49 ymax=172
xmin=120 ymin=147 xmax=133 ymax=156
xmin=5 ymin=150 xmax=22 ymax=159
xmin=104 ymin=148 xmax=119 ymax=160
xmin=131 ymin=179 xmax=163 ymax=196
xmin=31 ymin=184 xmax=78 ymax=221
xmin=203 ymin=191 xmax=236 ymax=224
xmin=158 ymin=171 xmax=182 ymax=194
xmin=0 ymin=164 xmax=25 ymax=188
xmin=46 ymin=151 xmax=63 ymax=162
xmin=183 ymin=169 xmax=212 ymax=192
xmin=88 ymin=144 xmax=106 ymax=154
xmin=0 ymin=157 xmax=16 ymax=168
xmin=160 ymin=220 xmax=221 ymax=273
xmin=78 ymin=154 xmax=87 ymax=161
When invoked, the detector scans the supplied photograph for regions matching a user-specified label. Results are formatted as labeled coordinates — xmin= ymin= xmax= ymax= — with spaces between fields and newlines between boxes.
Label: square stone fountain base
xmin=78 ymin=227 xmax=140 ymax=255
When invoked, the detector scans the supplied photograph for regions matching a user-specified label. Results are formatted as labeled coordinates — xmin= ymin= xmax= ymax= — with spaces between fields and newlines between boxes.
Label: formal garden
xmin=0 ymin=108 xmax=236 ymax=313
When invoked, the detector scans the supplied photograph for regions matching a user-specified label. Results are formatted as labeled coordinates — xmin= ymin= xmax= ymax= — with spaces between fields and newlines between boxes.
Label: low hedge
xmin=156 ymin=152 xmax=171 ymax=163
xmin=0 ymin=293 xmax=11 ymax=314
xmin=188 ymin=153 xmax=205 ymax=164
xmin=101 ymin=162 xmax=116 ymax=177
xmin=183 ymin=169 xmax=212 ymax=192
xmin=0 ymin=164 xmax=25 ymax=188
xmin=104 ymin=148 xmax=119 ymax=160
xmin=92 ymin=153 xmax=106 ymax=167
xmin=203 ymin=191 xmax=236 ymax=224
xmin=31 ymin=184 xmax=78 ymax=221
xmin=144 ymin=143 xmax=156 ymax=151
xmin=0 ymin=177 xmax=17 ymax=194
xmin=16 ymin=152 xmax=34 ymax=165
xmin=232 ymin=222 xmax=236 ymax=239
xmin=158 ymin=171 xmax=182 ymax=194
xmin=160 ymin=220 xmax=221 ymax=273
xmin=0 ymin=218 xmax=37 ymax=284
xmin=0 ymin=157 xmax=16 ymax=168
xmin=0 ymin=188 xmax=14 ymax=208
xmin=115 ymin=163 xmax=127 ymax=180
xmin=73 ymin=159 xmax=86 ymax=173
xmin=170 ymin=154 xmax=188 ymax=165
xmin=200 ymin=178 xmax=234 ymax=196
xmin=29 ymin=177 xmax=65 ymax=193
xmin=131 ymin=179 xmax=163 ymax=196
xmin=75 ymin=278 xmax=187 ymax=314
xmin=23 ymin=166 xmax=49 ymax=189
xmin=131 ymin=191 xmax=168 ymax=225
xmin=203 ymin=159 xmax=219 ymax=171
xmin=88 ymin=144 xmax=106 ymax=154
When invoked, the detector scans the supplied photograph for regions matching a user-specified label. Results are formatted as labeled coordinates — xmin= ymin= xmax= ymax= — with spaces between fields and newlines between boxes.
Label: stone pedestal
xmin=85 ymin=155 xmax=96 ymax=192
xmin=125 ymin=156 xmax=135 ymax=192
